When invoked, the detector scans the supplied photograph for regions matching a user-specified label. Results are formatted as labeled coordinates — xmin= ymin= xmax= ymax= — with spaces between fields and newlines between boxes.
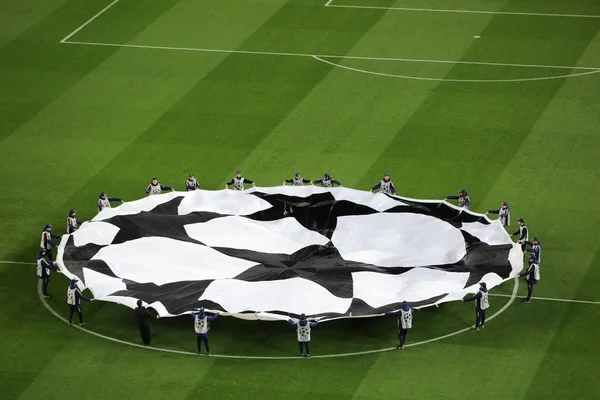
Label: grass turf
xmin=1 ymin=0 xmax=600 ymax=399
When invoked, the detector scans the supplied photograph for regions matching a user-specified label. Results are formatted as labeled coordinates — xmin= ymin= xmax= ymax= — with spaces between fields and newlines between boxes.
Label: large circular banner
xmin=57 ymin=187 xmax=522 ymax=321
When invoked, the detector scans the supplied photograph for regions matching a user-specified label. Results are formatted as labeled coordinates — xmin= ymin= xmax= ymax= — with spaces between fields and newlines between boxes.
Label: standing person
xmin=67 ymin=209 xmax=82 ymax=234
xmin=385 ymin=301 xmax=414 ymax=349
xmin=370 ymin=173 xmax=396 ymax=195
xmin=146 ymin=177 xmax=174 ymax=196
xmin=487 ymin=202 xmax=510 ymax=227
xmin=446 ymin=189 xmax=471 ymax=209
xmin=134 ymin=300 xmax=159 ymax=346
xmin=37 ymin=248 xmax=60 ymax=298
xmin=225 ymin=170 xmax=255 ymax=191
xmin=463 ymin=282 xmax=489 ymax=330
xmin=192 ymin=308 xmax=220 ymax=355
xmin=283 ymin=173 xmax=312 ymax=186
xmin=40 ymin=224 xmax=60 ymax=259
xmin=98 ymin=192 xmax=123 ymax=213
xmin=313 ymin=173 xmax=342 ymax=188
xmin=185 ymin=174 xmax=200 ymax=191
xmin=524 ymin=237 xmax=542 ymax=264
xmin=512 ymin=218 xmax=528 ymax=251
xmin=66 ymin=278 xmax=93 ymax=326
xmin=288 ymin=313 xmax=319 ymax=357
xmin=518 ymin=255 xmax=540 ymax=304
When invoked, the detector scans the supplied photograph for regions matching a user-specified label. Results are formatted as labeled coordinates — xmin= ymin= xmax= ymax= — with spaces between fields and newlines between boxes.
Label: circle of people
xmin=35 ymin=172 xmax=542 ymax=355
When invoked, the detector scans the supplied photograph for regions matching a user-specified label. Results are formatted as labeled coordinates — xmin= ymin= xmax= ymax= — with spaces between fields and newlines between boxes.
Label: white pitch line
xmin=60 ymin=40 xmax=600 ymax=71
xmin=489 ymin=293 xmax=600 ymax=305
xmin=60 ymin=0 xmax=121 ymax=43
xmin=325 ymin=1 xmax=600 ymax=19
xmin=38 ymin=282 xmax=196 ymax=356
xmin=405 ymin=276 xmax=519 ymax=347
xmin=317 ymin=56 xmax=600 ymax=71
xmin=311 ymin=55 xmax=600 ymax=83
xmin=0 ymin=261 xmax=34 ymax=265
xmin=37 ymin=276 xmax=519 ymax=359
xmin=1 ymin=258 xmax=594 ymax=307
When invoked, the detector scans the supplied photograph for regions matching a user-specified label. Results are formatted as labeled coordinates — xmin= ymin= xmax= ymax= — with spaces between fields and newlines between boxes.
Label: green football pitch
xmin=2 ymin=0 xmax=600 ymax=398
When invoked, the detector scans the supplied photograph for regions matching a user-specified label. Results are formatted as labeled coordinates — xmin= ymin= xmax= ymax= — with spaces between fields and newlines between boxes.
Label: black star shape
xmin=61 ymin=236 xmax=113 ymax=286
xmin=109 ymin=279 xmax=222 ymax=315
xmin=214 ymin=240 xmax=512 ymax=300
xmin=216 ymin=243 xmax=409 ymax=298
xmin=102 ymin=196 xmax=226 ymax=245
xmin=246 ymin=191 xmax=490 ymax=240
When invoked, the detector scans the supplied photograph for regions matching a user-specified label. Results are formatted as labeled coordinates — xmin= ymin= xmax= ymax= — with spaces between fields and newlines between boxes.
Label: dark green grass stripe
xmin=0 ymin=270 xmax=79 ymax=399
xmin=0 ymin=0 xmax=181 ymax=144
xmin=520 ymin=248 xmax=600 ymax=399
xmin=239 ymin=1 xmax=398 ymax=55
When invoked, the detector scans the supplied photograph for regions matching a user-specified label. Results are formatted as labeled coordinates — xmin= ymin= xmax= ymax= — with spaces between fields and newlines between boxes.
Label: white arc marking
xmin=36 ymin=278 xmax=519 ymax=359
xmin=311 ymin=55 xmax=600 ymax=83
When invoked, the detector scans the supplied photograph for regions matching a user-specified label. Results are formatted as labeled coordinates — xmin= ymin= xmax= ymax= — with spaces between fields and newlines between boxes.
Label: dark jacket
xmin=135 ymin=306 xmax=155 ymax=328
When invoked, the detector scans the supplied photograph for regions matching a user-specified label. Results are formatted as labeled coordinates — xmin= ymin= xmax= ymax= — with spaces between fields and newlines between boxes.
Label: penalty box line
xmin=60 ymin=0 xmax=121 ymax=43
xmin=59 ymin=41 xmax=600 ymax=72
xmin=58 ymin=0 xmax=600 ymax=72
xmin=324 ymin=0 xmax=600 ymax=18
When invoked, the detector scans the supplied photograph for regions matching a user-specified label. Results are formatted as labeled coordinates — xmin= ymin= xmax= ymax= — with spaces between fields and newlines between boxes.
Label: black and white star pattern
xmin=57 ymin=188 xmax=522 ymax=320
